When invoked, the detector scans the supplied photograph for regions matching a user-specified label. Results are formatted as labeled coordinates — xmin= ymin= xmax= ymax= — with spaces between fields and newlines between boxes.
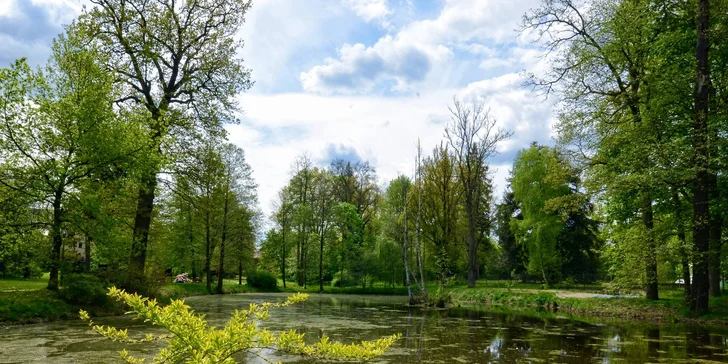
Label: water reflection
xmin=1 ymin=293 xmax=728 ymax=363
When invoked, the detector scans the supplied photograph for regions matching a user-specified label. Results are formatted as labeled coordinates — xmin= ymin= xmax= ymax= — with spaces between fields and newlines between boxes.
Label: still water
xmin=1 ymin=293 xmax=728 ymax=363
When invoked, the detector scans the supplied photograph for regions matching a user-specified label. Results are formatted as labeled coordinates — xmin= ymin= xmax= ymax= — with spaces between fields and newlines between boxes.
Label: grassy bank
xmin=0 ymin=276 xmax=265 ymax=325
xmin=0 ymin=274 xmax=122 ymax=325
xmin=6 ymin=275 xmax=728 ymax=326
xmin=276 ymin=280 xmax=410 ymax=295
xmin=156 ymin=279 xmax=268 ymax=302
xmin=442 ymin=280 xmax=728 ymax=325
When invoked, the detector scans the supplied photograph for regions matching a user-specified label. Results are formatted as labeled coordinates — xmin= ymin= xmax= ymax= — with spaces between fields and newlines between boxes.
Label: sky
xmin=0 ymin=0 xmax=557 ymax=223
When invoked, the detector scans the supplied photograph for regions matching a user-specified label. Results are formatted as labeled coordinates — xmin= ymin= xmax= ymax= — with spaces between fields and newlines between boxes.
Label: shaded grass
xmin=0 ymin=273 xmax=50 ymax=291
xmin=0 ymin=290 xmax=70 ymax=324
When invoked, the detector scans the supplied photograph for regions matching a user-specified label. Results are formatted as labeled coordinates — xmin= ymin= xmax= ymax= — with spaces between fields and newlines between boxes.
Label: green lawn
xmin=156 ymin=278 xmax=264 ymax=302
xmin=276 ymin=279 xmax=411 ymax=295
xmin=0 ymin=273 xmax=49 ymax=291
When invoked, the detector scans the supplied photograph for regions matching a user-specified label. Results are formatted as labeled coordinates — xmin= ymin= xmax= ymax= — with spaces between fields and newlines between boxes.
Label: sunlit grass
xmin=0 ymin=273 xmax=49 ymax=291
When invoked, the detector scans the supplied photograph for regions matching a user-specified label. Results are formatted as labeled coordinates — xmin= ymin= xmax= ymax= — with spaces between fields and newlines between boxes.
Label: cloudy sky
xmin=1 ymin=0 xmax=557 ymax=221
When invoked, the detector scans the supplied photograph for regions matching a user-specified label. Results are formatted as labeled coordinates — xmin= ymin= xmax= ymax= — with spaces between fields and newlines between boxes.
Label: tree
xmin=78 ymin=0 xmax=254 ymax=277
xmin=414 ymin=139 xmax=427 ymax=301
xmin=384 ymin=176 xmax=415 ymax=304
xmin=421 ymin=143 xmax=461 ymax=283
xmin=495 ymin=182 xmax=524 ymax=278
xmin=311 ymin=169 xmax=335 ymax=292
xmin=0 ymin=31 xmax=138 ymax=290
xmin=445 ymin=98 xmax=511 ymax=288
xmin=523 ymin=0 xmax=667 ymax=300
xmin=289 ymin=155 xmax=314 ymax=287
xmin=331 ymin=202 xmax=364 ymax=288
xmin=179 ymin=136 xmax=225 ymax=292
xmin=692 ymin=0 xmax=711 ymax=313
xmin=216 ymin=143 xmax=257 ymax=294
xmin=270 ymin=190 xmax=294 ymax=288
xmin=511 ymin=145 xmax=569 ymax=285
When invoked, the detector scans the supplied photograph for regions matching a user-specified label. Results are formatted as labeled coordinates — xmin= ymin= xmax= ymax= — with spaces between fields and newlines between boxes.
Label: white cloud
xmin=231 ymin=71 xmax=554 ymax=220
xmin=0 ymin=0 xmax=82 ymax=66
xmin=343 ymin=0 xmax=391 ymax=23
xmin=301 ymin=0 xmax=543 ymax=94
xmin=300 ymin=37 xmax=452 ymax=94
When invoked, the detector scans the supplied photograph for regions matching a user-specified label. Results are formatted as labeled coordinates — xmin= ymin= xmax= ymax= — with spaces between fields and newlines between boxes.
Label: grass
xmin=156 ymin=278 xmax=267 ymax=302
xmin=440 ymin=280 xmax=728 ymax=325
xmin=277 ymin=279 xmax=410 ymax=295
xmin=0 ymin=273 xmax=50 ymax=291
xmin=4 ymin=274 xmax=728 ymax=326
xmin=0 ymin=290 xmax=71 ymax=324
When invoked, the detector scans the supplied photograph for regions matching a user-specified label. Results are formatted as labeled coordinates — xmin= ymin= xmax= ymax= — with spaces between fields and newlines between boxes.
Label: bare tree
xmin=445 ymin=98 xmax=512 ymax=288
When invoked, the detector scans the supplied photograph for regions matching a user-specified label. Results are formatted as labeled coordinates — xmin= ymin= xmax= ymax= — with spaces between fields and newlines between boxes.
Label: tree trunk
xmin=709 ymin=215 xmax=722 ymax=297
xmin=303 ymin=246 xmax=307 ymax=289
xmin=217 ymin=192 xmax=229 ymax=294
xmin=85 ymin=235 xmax=92 ymax=273
xmin=643 ymin=194 xmax=659 ymax=300
xmin=129 ymin=171 xmax=157 ymax=276
xmin=296 ymin=224 xmax=303 ymax=287
xmin=205 ymin=210 xmax=212 ymax=293
xmin=416 ymin=142 xmax=427 ymax=301
xmin=709 ymin=172 xmax=722 ymax=297
xmin=403 ymin=187 xmax=414 ymax=305
xmin=673 ymin=190 xmax=692 ymax=302
xmin=319 ymin=222 xmax=325 ymax=292
xmin=281 ymin=225 xmax=287 ymax=288
xmin=47 ymin=189 xmax=64 ymax=291
xmin=188 ymin=206 xmax=196 ymax=280
xmin=466 ymin=207 xmax=477 ymax=288
xmin=691 ymin=0 xmax=711 ymax=314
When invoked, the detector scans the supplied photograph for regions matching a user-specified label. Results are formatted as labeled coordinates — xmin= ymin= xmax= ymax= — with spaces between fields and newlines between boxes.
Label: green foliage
xmin=245 ymin=271 xmax=278 ymax=291
xmin=0 ymin=290 xmax=71 ymax=324
xmin=511 ymin=145 xmax=571 ymax=284
xmin=60 ymin=274 xmax=108 ymax=306
xmin=80 ymin=287 xmax=400 ymax=363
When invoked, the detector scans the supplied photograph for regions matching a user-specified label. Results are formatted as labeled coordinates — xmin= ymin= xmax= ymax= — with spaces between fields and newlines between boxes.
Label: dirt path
xmin=554 ymin=291 xmax=603 ymax=299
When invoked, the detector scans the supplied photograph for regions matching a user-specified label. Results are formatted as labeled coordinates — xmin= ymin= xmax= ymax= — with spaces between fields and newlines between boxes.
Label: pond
xmin=2 ymin=293 xmax=728 ymax=363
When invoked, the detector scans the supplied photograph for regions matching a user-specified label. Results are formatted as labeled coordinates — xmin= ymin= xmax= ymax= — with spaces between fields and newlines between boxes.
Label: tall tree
xmin=311 ymin=169 xmax=335 ymax=292
xmin=216 ymin=143 xmax=256 ymax=294
xmin=445 ymin=99 xmax=511 ymax=288
xmin=511 ymin=145 xmax=571 ymax=285
xmin=692 ymin=0 xmax=711 ymax=313
xmin=414 ymin=139 xmax=427 ymax=301
xmin=79 ymin=0 xmax=254 ymax=276
xmin=495 ymin=182 xmax=523 ymax=278
xmin=289 ymin=155 xmax=314 ymax=287
xmin=385 ymin=176 xmax=415 ymax=304
xmin=523 ymin=0 xmax=667 ymax=300
xmin=0 ymin=31 xmax=136 ymax=290
xmin=421 ymin=143 xmax=461 ymax=283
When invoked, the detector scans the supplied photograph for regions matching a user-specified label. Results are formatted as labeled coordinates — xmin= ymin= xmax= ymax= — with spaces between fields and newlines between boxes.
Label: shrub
xmin=330 ymin=272 xmax=356 ymax=288
xmin=560 ymin=276 xmax=576 ymax=289
xmin=246 ymin=271 xmax=278 ymax=291
xmin=81 ymin=288 xmax=400 ymax=363
xmin=61 ymin=274 xmax=108 ymax=305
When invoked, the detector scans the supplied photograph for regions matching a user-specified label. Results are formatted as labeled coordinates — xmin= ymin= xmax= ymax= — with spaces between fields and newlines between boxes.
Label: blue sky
xmin=1 ymin=0 xmax=557 ymax=219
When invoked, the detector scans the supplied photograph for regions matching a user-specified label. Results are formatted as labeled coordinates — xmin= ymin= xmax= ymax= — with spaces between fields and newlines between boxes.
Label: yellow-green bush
xmin=80 ymin=287 xmax=400 ymax=363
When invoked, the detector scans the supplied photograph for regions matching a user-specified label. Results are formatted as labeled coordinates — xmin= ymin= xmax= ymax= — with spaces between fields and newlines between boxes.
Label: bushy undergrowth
xmin=246 ymin=271 xmax=278 ymax=291
xmin=60 ymin=274 xmax=108 ymax=305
